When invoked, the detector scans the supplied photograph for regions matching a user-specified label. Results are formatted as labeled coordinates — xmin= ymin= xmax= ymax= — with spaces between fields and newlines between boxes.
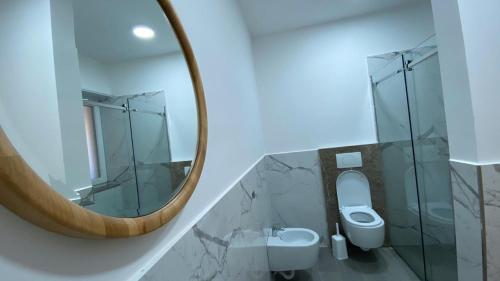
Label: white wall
xmin=79 ymin=55 xmax=113 ymax=94
xmin=0 ymin=0 xmax=77 ymax=198
xmin=0 ymin=0 xmax=265 ymax=280
xmin=108 ymin=53 xmax=197 ymax=162
xmin=51 ymin=0 xmax=92 ymax=194
xmin=430 ymin=0 xmax=478 ymax=163
xmin=253 ymin=1 xmax=435 ymax=154
xmin=431 ymin=0 xmax=500 ymax=164
xmin=456 ymin=0 xmax=500 ymax=163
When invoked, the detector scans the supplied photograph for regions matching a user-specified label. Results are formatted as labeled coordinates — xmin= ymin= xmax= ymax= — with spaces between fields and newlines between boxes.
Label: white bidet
xmin=267 ymin=228 xmax=320 ymax=272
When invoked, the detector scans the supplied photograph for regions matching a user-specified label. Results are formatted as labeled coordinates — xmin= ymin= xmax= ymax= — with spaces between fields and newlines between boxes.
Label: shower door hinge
xmin=405 ymin=60 xmax=414 ymax=72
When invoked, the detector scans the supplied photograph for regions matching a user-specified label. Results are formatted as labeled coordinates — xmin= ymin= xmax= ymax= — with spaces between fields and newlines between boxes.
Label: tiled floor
xmin=273 ymin=247 xmax=421 ymax=281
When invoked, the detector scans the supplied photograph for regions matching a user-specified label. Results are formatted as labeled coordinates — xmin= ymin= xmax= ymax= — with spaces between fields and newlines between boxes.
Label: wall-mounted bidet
xmin=336 ymin=170 xmax=385 ymax=251
xmin=267 ymin=226 xmax=320 ymax=278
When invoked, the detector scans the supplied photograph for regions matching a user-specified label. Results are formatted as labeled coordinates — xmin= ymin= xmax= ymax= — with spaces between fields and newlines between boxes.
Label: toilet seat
xmin=341 ymin=206 xmax=383 ymax=228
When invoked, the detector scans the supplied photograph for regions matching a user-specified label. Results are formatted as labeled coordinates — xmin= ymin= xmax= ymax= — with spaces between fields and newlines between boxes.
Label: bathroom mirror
xmin=0 ymin=0 xmax=207 ymax=238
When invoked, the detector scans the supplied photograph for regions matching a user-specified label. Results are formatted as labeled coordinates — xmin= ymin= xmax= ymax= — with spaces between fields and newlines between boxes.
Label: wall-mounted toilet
xmin=336 ymin=170 xmax=384 ymax=251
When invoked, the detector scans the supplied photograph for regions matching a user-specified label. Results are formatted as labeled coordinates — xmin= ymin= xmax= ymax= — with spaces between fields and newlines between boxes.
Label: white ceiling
xmin=73 ymin=0 xmax=180 ymax=64
xmin=237 ymin=0 xmax=425 ymax=36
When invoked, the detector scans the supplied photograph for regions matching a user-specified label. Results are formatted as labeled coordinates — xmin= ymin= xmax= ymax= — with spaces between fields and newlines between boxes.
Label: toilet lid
xmin=336 ymin=170 xmax=371 ymax=208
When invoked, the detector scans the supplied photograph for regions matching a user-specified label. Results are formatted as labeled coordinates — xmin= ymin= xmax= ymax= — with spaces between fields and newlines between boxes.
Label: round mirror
xmin=0 ymin=0 xmax=206 ymax=238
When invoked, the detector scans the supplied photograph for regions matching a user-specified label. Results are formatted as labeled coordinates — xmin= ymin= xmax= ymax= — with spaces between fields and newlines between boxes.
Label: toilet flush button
xmin=336 ymin=152 xmax=362 ymax=168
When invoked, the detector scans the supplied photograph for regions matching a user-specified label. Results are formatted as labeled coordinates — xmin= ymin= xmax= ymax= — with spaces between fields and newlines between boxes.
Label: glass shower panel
xmin=86 ymin=106 xmax=140 ymax=217
xmin=371 ymin=55 xmax=426 ymax=280
xmin=128 ymin=93 xmax=174 ymax=216
xmin=405 ymin=47 xmax=457 ymax=281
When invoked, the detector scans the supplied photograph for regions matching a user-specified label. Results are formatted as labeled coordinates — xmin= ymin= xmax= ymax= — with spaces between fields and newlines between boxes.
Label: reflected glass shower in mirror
xmin=0 ymin=0 xmax=198 ymax=218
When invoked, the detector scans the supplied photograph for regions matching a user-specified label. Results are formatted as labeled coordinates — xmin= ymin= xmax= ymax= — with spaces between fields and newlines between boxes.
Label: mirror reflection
xmin=0 ymin=0 xmax=198 ymax=217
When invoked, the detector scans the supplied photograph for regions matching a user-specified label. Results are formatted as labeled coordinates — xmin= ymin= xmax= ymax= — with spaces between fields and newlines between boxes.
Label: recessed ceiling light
xmin=132 ymin=25 xmax=155 ymax=40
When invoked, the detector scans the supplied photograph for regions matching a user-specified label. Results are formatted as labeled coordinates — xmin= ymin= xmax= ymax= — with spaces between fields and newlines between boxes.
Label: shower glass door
xmin=369 ymin=38 xmax=457 ymax=281
xmin=128 ymin=95 xmax=173 ymax=215
xmin=82 ymin=91 xmax=174 ymax=217
xmin=405 ymin=47 xmax=457 ymax=281
xmin=371 ymin=54 xmax=426 ymax=280
xmin=87 ymin=104 xmax=141 ymax=217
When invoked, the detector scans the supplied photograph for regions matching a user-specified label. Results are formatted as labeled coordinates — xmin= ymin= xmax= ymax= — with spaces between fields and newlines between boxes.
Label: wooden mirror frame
xmin=0 ymin=0 xmax=207 ymax=239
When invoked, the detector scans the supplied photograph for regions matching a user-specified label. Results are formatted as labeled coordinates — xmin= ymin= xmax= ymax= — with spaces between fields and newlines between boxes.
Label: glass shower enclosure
xmin=368 ymin=38 xmax=457 ymax=281
xmin=81 ymin=91 xmax=181 ymax=217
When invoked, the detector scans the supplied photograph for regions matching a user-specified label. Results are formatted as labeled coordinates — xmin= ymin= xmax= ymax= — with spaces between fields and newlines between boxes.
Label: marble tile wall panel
xmin=450 ymin=161 xmax=484 ymax=281
xmin=318 ymin=144 xmax=388 ymax=245
xmin=481 ymin=164 xmax=500 ymax=281
xmin=141 ymin=160 xmax=272 ymax=281
xmin=262 ymin=151 xmax=329 ymax=246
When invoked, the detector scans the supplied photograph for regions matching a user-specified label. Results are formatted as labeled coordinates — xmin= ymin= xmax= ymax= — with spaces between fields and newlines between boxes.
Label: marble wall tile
xmin=318 ymin=144 xmax=388 ymax=245
xmin=481 ymin=164 xmax=500 ymax=281
xmin=450 ymin=161 xmax=484 ymax=281
xmin=141 ymin=160 xmax=272 ymax=281
xmin=262 ymin=151 xmax=329 ymax=246
xmin=138 ymin=151 xmax=500 ymax=281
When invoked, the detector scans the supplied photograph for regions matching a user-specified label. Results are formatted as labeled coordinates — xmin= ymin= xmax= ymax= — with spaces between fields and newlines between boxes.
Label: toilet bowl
xmin=267 ymin=228 xmax=320 ymax=272
xmin=336 ymin=170 xmax=385 ymax=250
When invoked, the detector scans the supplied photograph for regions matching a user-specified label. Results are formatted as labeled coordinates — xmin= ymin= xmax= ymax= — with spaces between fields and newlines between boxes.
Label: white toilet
xmin=336 ymin=170 xmax=385 ymax=250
